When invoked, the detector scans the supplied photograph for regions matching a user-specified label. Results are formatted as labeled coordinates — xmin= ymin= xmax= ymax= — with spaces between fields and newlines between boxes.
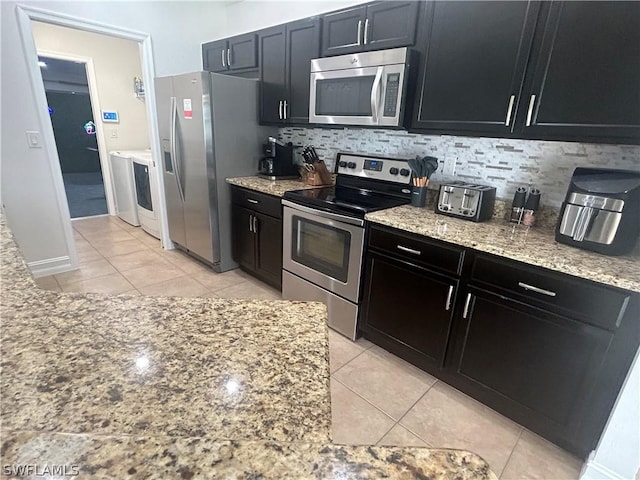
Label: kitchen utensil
xmin=409 ymin=155 xmax=438 ymax=187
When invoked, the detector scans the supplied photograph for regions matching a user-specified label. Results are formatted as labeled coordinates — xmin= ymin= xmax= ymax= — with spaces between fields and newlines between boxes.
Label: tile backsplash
xmin=279 ymin=127 xmax=640 ymax=207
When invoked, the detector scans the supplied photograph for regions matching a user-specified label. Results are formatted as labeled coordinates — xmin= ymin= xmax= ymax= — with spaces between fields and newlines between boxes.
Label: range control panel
xmin=336 ymin=153 xmax=412 ymax=185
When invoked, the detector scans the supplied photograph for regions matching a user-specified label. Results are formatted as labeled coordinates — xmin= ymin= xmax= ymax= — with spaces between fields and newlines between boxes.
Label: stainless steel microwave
xmin=309 ymin=47 xmax=410 ymax=127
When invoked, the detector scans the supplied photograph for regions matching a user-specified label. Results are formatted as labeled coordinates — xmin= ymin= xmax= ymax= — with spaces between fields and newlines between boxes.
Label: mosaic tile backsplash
xmin=279 ymin=127 xmax=640 ymax=208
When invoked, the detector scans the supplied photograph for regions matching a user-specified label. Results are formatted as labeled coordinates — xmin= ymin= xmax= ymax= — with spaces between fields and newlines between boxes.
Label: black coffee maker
xmin=258 ymin=137 xmax=299 ymax=179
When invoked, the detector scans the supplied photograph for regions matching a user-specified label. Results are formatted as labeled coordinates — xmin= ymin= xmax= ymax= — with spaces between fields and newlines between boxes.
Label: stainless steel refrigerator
xmin=155 ymin=72 xmax=275 ymax=272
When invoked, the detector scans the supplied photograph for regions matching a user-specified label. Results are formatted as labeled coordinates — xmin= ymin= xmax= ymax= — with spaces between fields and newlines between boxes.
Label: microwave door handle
xmin=370 ymin=67 xmax=383 ymax=123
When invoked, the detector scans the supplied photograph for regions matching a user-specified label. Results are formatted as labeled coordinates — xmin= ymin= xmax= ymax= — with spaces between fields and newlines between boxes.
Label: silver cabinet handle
xmin=247 ymin=198 xmax=259 ymax=204
xmin=357 ymin=20 xmax=362 ymax=46
xmin=278 ymin=100 xmax=283 ymax=120
xmin=253 ymin=216 xmax=258 ymax=233
xmin=397 ymin=245 xmax=421 ymax=255
xmin=364 ymin=18 xmax=369 ymax=45
xmin=463 ymin=293 xmax=472 ymax=319
xmin=525 ymin=94 xmax=536 ymax=126
xmin=445 ymin=285 xmax=454 ymax=311
xmin=518 ymin=282 xmax=557 ymax=297
xmin=227 ymin=48 xmax=231 ymax=67
xmin=504 ymin=95 xmax=515 ymax=126
xmin=283 ymin=100 xmax=288 ymax=120
xmin=221 ymin=49 xmax=226 ymax=68
xmin=249 ymin=214 xmax=253 ymax=233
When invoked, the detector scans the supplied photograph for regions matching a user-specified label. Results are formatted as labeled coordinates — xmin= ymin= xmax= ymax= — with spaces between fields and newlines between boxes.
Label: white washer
xmin=109 ymin=151 xmax=140 ymax=226
xmin=131 ymin=151 xmax=160 ymax=239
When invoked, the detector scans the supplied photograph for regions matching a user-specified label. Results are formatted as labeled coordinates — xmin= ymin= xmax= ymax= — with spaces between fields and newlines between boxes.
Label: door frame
xmin=37 ymin=50 xmax=116 ymax=216
xmin=15 ymin=4 xmax=172 ymax=275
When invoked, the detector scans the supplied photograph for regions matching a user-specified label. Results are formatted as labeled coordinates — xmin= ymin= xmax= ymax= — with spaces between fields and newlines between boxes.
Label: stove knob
xmin=347 ymin=162 xmax=357 ymax=169
xmin=339 ymin=161 xmax=347 ymax=168
xmin=400 ymin=168 xmax=410 ymax=176
xmin=389 ymin=167 xmax=399 ymax=175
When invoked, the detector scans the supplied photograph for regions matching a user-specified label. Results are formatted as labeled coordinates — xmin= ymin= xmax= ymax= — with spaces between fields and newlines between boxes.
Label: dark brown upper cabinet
xmin=517 ymin=1 xmax=640 ymax=144
xmin=259 ymin=18 xmax=321 ymax=125
xmin=321 ymin=1 xmax=419 ymax=57
xmin=411 ymin=1 xmax=541 ymax=135
xmin=202 ymin=32 xmax=257 ymax=73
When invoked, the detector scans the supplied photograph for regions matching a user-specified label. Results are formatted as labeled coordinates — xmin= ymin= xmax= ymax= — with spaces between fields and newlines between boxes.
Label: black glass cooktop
xmin=283 ymin=185 xmax=410 ymax=218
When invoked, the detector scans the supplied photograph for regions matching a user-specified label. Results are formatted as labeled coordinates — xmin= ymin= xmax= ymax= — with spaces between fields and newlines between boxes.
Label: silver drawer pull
xmin=247 ymin=198 xmax=259 ymax=204
xmin=249 ymin=215 xmax=253 ymax=233
xmin=397 ymin=245 xmax=421 ymax=255
xmin=518 ymin=282 xmax=556 ymax=297
xmin=445 ymin=285 xmax=454 ymax=311
xmin=463 ymin=293 xmax=472 ymax=318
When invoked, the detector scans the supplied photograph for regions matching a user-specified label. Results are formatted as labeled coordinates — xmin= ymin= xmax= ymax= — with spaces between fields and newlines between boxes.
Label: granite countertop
xmin=226 ymin=176 xmax=325 ymax=197
xmin=366 ymin=205 xmax=640 ymax=293
xmin=0 ymin=217 xmax=496 ymax=479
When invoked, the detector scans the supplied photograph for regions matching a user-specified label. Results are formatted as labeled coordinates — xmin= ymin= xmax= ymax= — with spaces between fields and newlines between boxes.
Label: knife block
xmin=304 ymin=161 xmax=333 ymax=186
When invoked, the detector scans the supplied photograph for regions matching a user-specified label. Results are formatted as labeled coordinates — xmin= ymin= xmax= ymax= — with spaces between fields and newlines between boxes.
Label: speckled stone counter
xmin=366 ymin=205 xmax=640 ymax=293
xmin=0 ymin=218 xmax=496 ymax=479
xmin=226 ymin=176 xmax=324 ymax=197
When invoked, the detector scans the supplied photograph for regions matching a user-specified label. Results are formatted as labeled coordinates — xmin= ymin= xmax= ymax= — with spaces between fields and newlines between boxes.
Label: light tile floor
xmin=35 ymin=215 xmax=584 ymax=479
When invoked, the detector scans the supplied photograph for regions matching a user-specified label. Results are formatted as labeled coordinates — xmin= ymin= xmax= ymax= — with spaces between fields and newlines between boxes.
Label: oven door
xmin=282 ymin=202 xmax=365 ymax=303
xmin=309 ymin=64 xmax=405 ymax=127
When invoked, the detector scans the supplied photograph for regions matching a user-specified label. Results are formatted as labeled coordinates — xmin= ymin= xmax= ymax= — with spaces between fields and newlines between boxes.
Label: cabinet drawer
xmin=231 ymin=187 xmax=282 ymax=219
xmin=368 ymin=225 xmax=464 ymax=276
xmin=471 ymin=254 xmax=630 ymax=331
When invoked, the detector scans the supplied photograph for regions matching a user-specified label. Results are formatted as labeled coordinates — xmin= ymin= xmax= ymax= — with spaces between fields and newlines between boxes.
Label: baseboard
xmin=28 ymin=256 xmax=76 ymax=278
xmin=580 ymin=459 xmax=629 ymax=480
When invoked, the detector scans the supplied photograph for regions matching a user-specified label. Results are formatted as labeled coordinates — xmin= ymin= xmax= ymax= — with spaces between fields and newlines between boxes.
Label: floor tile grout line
xmin=497 ymin=427 xmax=524 ymax=479
xmin=330 ymin=346 xmax=370 ymax=377
xmin=331 ymin=376 xmax=400 ymax=425
xmin=391 ymin=380 xmax=440 ymax=447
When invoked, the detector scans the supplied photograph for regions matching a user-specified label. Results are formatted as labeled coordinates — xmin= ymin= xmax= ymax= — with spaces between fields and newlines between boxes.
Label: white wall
xmin=33 ymin=21 xmax=151 ymax=152
xmin=0 ymin=1 xmax=227 ymax=273
xmin=222 ymin=0 xmax=369 ymax=37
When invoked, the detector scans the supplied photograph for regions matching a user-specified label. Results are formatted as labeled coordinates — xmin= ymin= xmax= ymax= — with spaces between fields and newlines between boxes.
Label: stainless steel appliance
xmin=258 ymin=137 xmax=298 ymax=179
xmin=282 ymin=153 xmax=413 ymax=339
xmin=556 ymin=167 xmax=640 ymax=256
xmin=309 ymin=47 xmax=410 ymax=127
xmin=155 ymin=71 xmax=274 ymax=271
xmin=435 ymin=181 xmax=496 ymax=222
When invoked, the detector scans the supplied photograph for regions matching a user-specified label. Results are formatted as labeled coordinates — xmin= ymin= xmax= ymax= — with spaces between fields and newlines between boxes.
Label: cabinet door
xmin=363 ymin=1 xmax=419 ymax=51
xmin=259 ymin=26 xmax=287 ymax=124
xmin=202 ymin=40 xmax=228 ymax=72
xmin=360 ymin=252 xmax=458 ymax=366
xmin=231 ymin=205 xmax=256 ymax=270
xmin=228 ymin=33 xmax=258 ymax=70
xmin=519 ymin=1 xmax=640 ymax=143
xmin=456 ymin=287 xmax=612 ymax=431
xmin=285 ymin=18 xmax=321 ymax=124
xmin=321 ymin=5 xmax=367 ymax=56
xmin=411 ymin=1 xmax=540 ymax=135
xmin=255 ymin=212 xmax=283 ymax=290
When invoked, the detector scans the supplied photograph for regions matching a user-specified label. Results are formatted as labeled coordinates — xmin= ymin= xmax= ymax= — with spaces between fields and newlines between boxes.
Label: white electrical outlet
xmin=110 ymin=129 xmax=118 ymax=138
xmin=442 ymin=155 xmax=456 ymax=176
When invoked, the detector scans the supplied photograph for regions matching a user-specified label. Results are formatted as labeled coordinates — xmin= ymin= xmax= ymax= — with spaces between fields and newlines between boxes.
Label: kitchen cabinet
xmin=359 ymin=224 xmax=639 ymax=457
xmin=518 ymin=1 xmax=640 ymax=143
xmin=321 ymin=1 xmax=419 ymax=57
xmin=259 ymin=18 xmax=321 ymax=124
xmin=231 ymin=186 xmax=283 ymax=290
xmin=411 ymin=1 xmax=540 ymax=135
xmin=202 ymin=33 xmax=258 ymax=73
xmin=359 ymin=225 xmax=465 ymax=373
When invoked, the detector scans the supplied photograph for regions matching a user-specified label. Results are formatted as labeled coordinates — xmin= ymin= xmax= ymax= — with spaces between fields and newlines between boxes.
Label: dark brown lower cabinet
xmin=359 ymin=224 xmax=639 ymax=458
xmin=231 ymin=187 xmax=283 ymax=290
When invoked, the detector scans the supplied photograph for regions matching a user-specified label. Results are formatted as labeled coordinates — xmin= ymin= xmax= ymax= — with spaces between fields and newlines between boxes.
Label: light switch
xmin=26 ymin=131 xmax=42 ymax=148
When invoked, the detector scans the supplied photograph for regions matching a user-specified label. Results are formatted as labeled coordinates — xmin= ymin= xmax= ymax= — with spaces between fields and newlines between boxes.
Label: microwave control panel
xmin=383 ymin=74 xmax=400 ymax=117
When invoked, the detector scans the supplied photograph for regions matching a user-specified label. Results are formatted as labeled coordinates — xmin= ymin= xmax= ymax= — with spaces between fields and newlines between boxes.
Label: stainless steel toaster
xmin=435 ymin=181 xmax=496 ymax=222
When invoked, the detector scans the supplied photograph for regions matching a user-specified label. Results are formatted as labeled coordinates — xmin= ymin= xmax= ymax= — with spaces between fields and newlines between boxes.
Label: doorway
xmin=39 ymin=56 xmax=108 ymax=218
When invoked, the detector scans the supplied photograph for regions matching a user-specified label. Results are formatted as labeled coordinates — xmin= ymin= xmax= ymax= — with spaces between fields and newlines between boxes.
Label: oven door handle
xmin=282 ymin=200 xmax=365 ymax=227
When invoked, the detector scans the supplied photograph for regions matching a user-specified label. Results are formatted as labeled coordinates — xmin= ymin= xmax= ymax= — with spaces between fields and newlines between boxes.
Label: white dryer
xmin=131 ymin=151 xmax=160 ymax=239
xmin=109 ymin=151 xmax=140 ymax=226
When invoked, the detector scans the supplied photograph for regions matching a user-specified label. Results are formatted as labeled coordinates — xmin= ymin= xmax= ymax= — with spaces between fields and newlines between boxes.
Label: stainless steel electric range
xmin=282 ymin=153 xmax=413 ymax=340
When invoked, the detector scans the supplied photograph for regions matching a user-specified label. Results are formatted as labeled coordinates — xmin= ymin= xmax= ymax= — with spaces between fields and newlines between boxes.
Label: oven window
xmin=316 ymin=76 xmax=375 ymax=116
xmin=292 ymin=216 xmax=351 ymax=283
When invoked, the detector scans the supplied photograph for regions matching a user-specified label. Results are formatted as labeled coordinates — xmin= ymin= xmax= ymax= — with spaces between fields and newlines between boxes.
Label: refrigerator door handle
xmin=171 ymin=96 xmax=185 ymax=201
